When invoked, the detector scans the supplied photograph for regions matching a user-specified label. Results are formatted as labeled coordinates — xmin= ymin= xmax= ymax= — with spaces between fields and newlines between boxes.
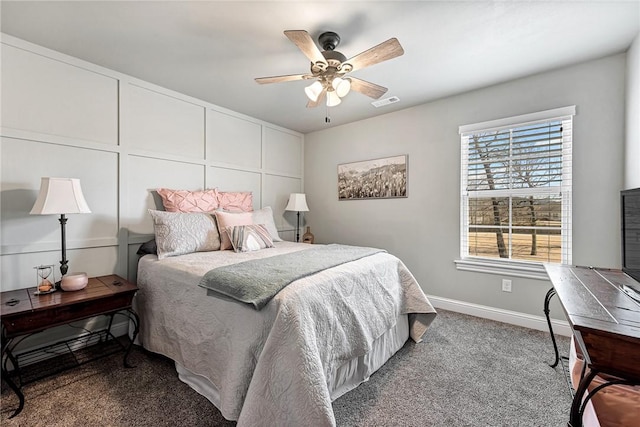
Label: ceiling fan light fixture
xmin=256 ymin=30 xmax=404 ymax=114
xmin=304 ymin=81 xmax=324 ymax=102
xmin=332 ymin=77 xmax=351 ymax=98
xmin=326 ymin=90 xmax=342 ymax=107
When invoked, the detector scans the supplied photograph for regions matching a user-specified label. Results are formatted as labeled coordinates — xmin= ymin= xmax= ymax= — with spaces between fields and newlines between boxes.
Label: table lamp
xmin=30 ymin=177 xmax=91 ymax=281
xmin=285 ymin=193 xmax=309 ymax=243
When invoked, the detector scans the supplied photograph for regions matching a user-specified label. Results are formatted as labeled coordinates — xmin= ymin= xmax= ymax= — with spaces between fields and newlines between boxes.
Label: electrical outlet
xmin=502 ymin=279 xmax=512 ymax=292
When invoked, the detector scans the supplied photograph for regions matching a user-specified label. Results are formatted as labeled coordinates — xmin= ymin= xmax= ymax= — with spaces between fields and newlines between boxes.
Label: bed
xmin=135 ymin=239 xmax=436 ymax=426
xmin=132 ymin=191 xmax=437 ymax=426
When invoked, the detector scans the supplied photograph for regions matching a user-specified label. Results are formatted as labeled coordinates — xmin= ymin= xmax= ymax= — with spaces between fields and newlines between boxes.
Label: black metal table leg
xmin=568 ymin=368 xmax=598 ymax=427
xmin=2 ymin=368 xmax=24 ymax=418
xmin=1 ymin=334 xmax=25 ymax=418
xmin=544 ymin=287 xmax=560 ymax=367
xmin=122 ymin=309 xmax=140 ymax=368
xmin=569 ymin=372 xmax=638 ymax=427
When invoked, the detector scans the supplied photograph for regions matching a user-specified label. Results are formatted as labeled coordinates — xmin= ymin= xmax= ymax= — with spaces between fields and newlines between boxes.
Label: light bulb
xmin=332 ymin=77 xmax=351 ymax=98
xmin=304 ymin=81 xmax=323 ymax=102
xmin=326 ymin=90 xmax=342 ymax=107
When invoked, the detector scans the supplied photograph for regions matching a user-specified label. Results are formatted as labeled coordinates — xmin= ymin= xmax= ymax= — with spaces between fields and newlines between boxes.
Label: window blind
xmin=459 ymin=107 xmax=573 ymax=266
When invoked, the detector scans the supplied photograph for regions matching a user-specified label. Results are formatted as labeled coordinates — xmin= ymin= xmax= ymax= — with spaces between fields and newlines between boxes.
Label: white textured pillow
xmin=251 ymin=206 xmax=283 ymax=242
xmin=149 ymin=210 xmax=221 ymax=259
xmin=226 ymin=224 xmax=274 ymax=253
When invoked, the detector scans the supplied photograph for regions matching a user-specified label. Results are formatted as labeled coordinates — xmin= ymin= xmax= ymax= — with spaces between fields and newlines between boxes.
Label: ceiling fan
xmin=255 ymin=30 xmax=404 ymax=108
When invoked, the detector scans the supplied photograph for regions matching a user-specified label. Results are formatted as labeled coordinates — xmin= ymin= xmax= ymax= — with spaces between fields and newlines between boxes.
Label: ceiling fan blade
xmin=284 ymin=30 xmax=327 ymax=66
xmin=255 ymin=73 xmax=313 ymax=84
xmin=349 ymin=77 xmax=388 ymax=99
xmin=342 ymin=38 xmax=404 ymax=72
xmin=306 ymin=88 xmax=326 ymax=108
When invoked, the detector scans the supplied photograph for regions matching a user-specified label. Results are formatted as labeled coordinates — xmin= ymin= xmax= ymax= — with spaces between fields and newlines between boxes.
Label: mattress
xmin=135 ymin=241 xmax=436 ymax=426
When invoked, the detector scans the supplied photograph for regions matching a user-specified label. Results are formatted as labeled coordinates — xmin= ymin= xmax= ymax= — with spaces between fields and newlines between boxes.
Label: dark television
xmin=621 ymin=187 xmax=640 ymax=283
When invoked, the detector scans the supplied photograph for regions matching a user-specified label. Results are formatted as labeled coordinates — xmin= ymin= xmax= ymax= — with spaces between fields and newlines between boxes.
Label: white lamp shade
xmin=326 ymin=90 xmax=342 ymax=107
xmin=332 ymin=77 xmax=351 ymax=98
xmin=30 ymin=177 xmax=91 ymax=215
xmin=285 ymin=193 xmax=309 ymax=212
xmin=304 ymin=81 xmax=324 ymax=102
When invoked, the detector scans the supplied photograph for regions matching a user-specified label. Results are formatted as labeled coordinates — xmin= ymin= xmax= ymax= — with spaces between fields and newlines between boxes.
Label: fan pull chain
xmin=325 ymin=104 xmax=331 ymax=124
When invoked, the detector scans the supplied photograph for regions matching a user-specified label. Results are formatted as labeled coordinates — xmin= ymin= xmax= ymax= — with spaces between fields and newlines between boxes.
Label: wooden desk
xmin=544 ymin=265 xmax=640 ymax=427
xmin=1 ymin=275 xmax=139 ymax=418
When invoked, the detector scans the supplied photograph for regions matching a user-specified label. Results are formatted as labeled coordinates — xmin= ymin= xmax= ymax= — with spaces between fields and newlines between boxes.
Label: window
xmin=456 ymin=106 xmax=574 ymax=280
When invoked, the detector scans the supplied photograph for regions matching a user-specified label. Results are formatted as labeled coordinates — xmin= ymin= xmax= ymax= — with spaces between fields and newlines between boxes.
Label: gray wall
xmin=304 ymin=53 xmax=626 ymax=320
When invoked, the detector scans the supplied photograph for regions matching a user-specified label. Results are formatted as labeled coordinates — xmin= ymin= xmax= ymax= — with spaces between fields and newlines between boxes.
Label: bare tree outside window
xmin=465 ymin=121 xmax=564 ymax=262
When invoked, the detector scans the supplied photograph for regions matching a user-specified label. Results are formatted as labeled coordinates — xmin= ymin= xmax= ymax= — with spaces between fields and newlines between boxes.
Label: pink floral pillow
xmin=214 ymin=210 xmax=254 ymax=250
xmin=217 ymin=191 xmax=253 ymax=212
xmin=157 ymin=188 xmax=219 ymax=213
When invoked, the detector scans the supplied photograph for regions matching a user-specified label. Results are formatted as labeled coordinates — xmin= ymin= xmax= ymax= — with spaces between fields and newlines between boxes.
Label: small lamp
xmin=285 ymin=193 xmax=309 ymax=243
xmin=30 ymin=177 xmax=91 ymax=281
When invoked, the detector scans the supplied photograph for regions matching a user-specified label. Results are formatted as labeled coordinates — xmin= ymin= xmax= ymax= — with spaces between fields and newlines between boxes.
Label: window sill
xmin=454 ymin=258 xmax=551 ymax=281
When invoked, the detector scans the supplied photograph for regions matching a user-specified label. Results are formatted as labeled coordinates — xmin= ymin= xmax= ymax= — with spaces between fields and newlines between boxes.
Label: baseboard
xmin=427 ymin=295 xmax=572 ymax=337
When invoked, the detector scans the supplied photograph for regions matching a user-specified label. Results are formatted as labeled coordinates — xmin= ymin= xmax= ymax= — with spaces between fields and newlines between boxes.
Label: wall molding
xmin=2 ymin=237 xmax=118 ymax=256
xmin=427 ymin=294 xmax=572 ymax=337
xmin=0 ymin=128 xmax=120 ymax=153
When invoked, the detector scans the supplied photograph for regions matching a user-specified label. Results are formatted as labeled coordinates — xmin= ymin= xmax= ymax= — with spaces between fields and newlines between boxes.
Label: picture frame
xmin=338 ymin=154 xmax=408 ymax=200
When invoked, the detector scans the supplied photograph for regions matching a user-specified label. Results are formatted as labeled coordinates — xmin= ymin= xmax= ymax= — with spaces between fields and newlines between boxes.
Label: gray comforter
xmin=199 ymin=244 xmax=385 ymax=309
xmin=136 ymin=242 xmax=436 ymax=426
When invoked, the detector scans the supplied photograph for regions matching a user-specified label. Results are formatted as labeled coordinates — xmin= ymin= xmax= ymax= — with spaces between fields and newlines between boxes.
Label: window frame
xmin=456 ymin=106 xmax=575 ymax=280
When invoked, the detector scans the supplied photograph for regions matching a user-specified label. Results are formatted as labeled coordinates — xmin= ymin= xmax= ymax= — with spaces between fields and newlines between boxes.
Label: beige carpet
xmin=1 ymin=310 xmax=571 ymax=426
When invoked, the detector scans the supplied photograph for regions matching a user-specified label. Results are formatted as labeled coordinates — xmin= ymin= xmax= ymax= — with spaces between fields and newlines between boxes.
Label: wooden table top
xmin=1 ymin=275 xmax=137 ymax=317
xmin=545 ymin=264 xmax=640 ymax=381
xmin=1 ymin=275 xmax=138 ymax=338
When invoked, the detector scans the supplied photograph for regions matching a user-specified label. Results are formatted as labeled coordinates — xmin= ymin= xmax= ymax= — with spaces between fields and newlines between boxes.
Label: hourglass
xmin=34 ymin=264 xmax=56 ymax=294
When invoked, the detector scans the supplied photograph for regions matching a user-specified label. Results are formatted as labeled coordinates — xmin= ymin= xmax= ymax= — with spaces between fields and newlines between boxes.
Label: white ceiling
xmin=2 ymin=1 xmax=639 ymax=134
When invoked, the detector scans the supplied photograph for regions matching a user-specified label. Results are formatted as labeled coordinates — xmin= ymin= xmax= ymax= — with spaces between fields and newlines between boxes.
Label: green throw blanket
xmin=199 ymin=244 xmax=385 ymax=310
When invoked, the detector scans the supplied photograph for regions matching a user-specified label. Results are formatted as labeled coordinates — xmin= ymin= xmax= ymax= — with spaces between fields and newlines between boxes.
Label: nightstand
xmin=1 ymin=274 xmax=139 ymax=418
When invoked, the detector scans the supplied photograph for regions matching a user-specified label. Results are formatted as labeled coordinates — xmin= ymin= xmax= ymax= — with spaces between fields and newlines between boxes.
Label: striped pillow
xmin=226 ymin=224 xmax=274 ymax=253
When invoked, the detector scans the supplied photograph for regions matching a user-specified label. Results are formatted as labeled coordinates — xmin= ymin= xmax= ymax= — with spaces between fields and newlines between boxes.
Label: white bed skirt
xmin=176 ymin=313 xmax=409 ymax=420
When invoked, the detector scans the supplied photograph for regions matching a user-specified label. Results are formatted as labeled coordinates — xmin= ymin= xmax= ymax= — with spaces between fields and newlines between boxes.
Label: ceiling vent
xmin=372 ymin=96 xmax=400 ymax=108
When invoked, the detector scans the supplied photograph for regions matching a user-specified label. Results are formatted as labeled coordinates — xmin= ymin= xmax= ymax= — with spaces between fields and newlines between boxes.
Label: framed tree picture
xmin=338 ymin=154 xmax=408 ymax=200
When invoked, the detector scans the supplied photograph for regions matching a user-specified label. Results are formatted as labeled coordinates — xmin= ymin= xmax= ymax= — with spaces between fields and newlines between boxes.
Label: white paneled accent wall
xmin=264 ymin=127 xmax=303 ymax=176
xmin=122 ymin=84 xmax=206 ymax=158
xmin=207 ymin=110 xmax=262 ymax=169
xmin=2 ymin=44 xmax=118 ymax=146
xmin=0 ymin=34 xmax=304 ymax=291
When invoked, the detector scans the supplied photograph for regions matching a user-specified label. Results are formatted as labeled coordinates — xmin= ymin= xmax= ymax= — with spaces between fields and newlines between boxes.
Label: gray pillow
xmin=137 ymin=239 xmax=157 ymax=256
xmin=149 ymin=210 xmax=221 ymax=259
